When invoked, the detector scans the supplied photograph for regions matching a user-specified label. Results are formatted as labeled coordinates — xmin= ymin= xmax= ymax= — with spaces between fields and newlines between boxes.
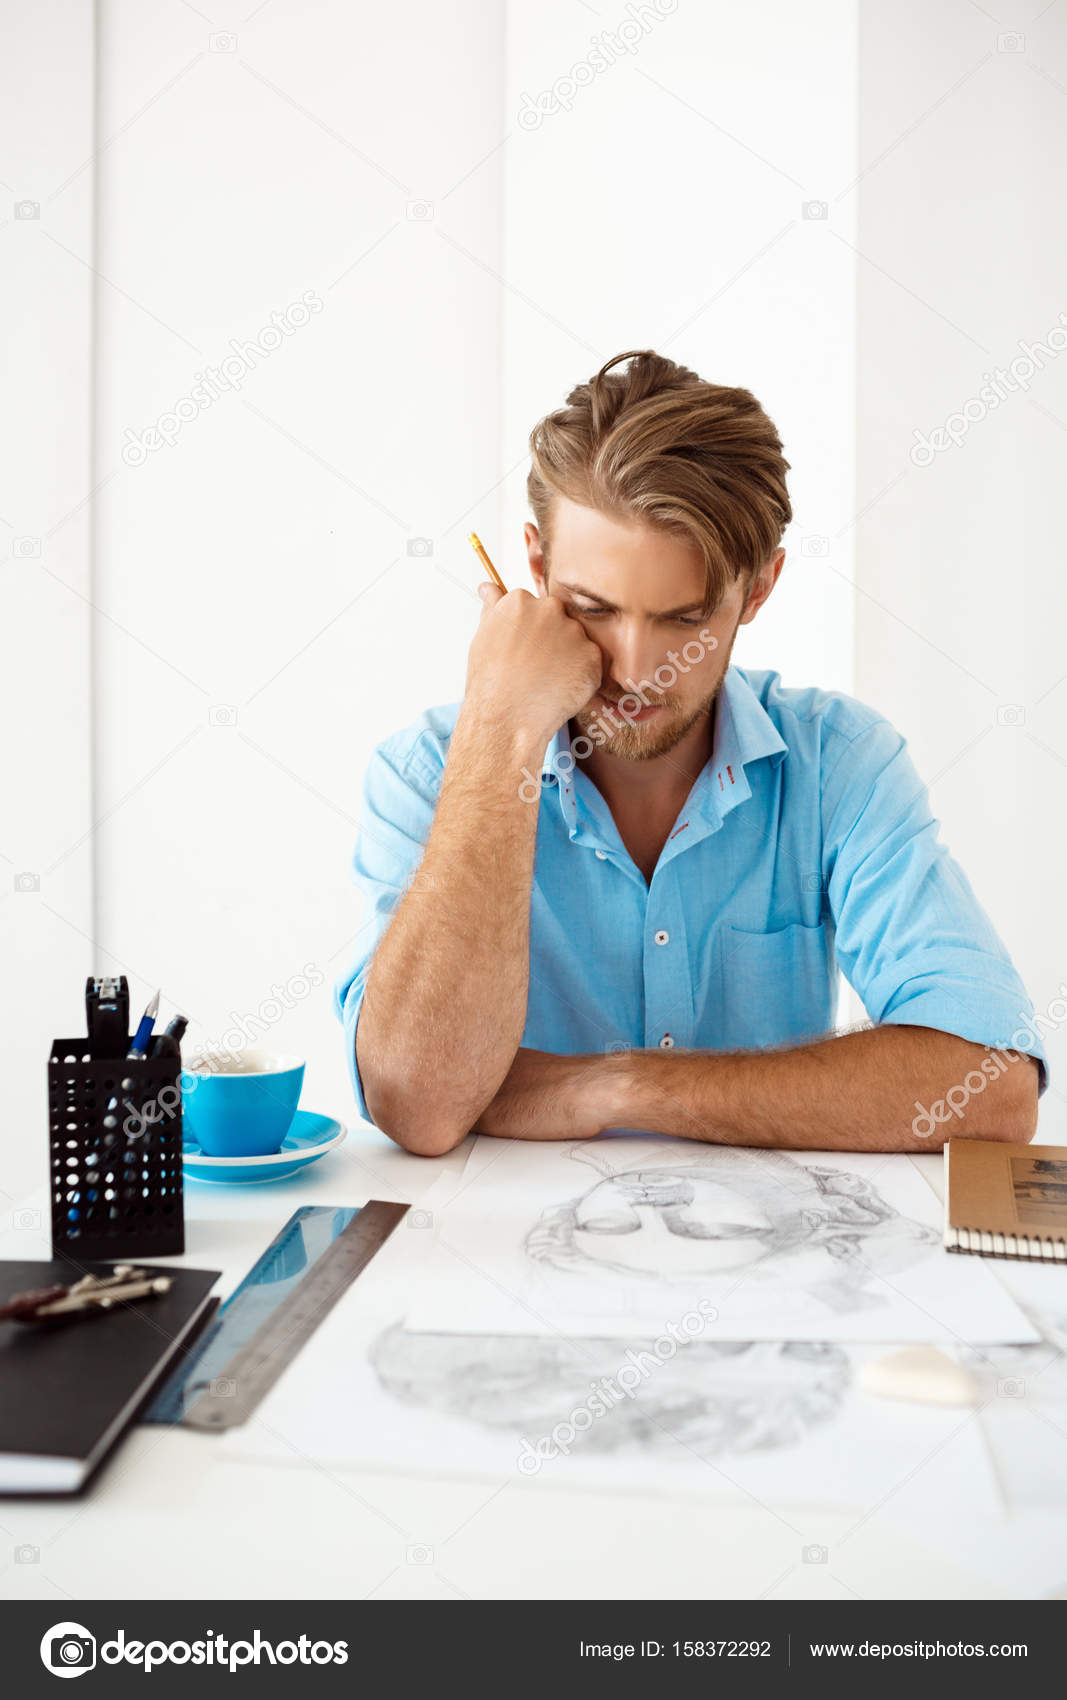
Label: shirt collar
xmin=538 ymin=667 xmax=787 ymax=846
xmin=540 ymin=721 xmax=580 ymax=832
xmin=709 ymin=665 xmax=788 ymax=783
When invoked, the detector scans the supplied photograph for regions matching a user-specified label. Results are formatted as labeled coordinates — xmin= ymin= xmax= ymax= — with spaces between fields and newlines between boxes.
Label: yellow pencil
xmin=467 ymin=531 xmax=507 ymax=593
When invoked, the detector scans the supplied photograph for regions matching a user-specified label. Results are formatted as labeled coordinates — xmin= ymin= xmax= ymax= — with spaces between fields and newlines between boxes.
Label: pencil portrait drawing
xmin=522 ymin=1144 xmax=941 ymax=1316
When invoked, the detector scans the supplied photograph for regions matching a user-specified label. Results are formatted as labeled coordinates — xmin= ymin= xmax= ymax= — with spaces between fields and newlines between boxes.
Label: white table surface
xmin=2 ymin=1131 xmax=1066 ymax=1604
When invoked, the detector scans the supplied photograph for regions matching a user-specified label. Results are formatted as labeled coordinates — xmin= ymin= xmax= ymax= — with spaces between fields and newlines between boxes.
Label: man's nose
xmin=603 ymin=623 xmax=667 ymax=693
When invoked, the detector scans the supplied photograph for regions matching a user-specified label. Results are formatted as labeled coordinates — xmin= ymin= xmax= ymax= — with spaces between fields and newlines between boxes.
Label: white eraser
xmin=859 ymin=1345 xmax=980 ymax=1406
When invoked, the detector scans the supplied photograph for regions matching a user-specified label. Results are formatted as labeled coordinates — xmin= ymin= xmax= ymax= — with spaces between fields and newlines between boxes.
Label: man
xmin=337 ymin=350 xmax=1045 ymax=1156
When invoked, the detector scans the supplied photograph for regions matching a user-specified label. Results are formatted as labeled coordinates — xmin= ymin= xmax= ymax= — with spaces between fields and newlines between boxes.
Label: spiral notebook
xmin=944 ymin=1139 xmax=1067 ymax=1262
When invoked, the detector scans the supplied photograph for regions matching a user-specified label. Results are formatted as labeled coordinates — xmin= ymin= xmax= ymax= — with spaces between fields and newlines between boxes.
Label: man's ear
xmin=524 ymin=522 xmax=548 ymax=595
xmin=739 ymin=547 xmax=785 ymax=626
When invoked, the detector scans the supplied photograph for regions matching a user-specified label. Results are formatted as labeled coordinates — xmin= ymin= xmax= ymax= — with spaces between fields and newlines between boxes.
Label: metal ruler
xmin=143 ymin=1201 xmax=408 ymax=1431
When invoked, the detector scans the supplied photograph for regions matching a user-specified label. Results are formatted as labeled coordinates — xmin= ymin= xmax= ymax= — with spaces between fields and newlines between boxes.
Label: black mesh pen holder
xmin=48 ymin=1038 xmax=185 ymax=1261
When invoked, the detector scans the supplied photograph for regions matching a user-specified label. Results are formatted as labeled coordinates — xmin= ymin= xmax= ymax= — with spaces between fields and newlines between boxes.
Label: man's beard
xmin=573 ymin=678 xmax=723 ymax=763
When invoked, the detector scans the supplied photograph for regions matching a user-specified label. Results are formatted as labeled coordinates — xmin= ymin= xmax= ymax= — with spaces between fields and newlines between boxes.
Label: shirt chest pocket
xmin=717 ymin=921 xmax=836 ymax=1051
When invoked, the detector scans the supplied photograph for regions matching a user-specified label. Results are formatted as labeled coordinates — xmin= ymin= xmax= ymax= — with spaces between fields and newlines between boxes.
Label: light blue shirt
xmin=336 ymin=666 xmax=1047 ymax=1123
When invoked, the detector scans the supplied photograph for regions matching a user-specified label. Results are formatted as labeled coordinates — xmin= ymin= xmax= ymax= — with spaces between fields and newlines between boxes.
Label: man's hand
xmin=464 ymin=584 xmax=603 ymax=749
xmin=472 ymin=1047 xmax=629 ymax=1142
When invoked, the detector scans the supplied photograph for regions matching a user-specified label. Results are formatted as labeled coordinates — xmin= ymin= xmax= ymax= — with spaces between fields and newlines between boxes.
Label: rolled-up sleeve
xmin=334 ymin=738 xmax=443 ymax=1122
xmin=822 ymin=717 xmax=1048 ymax=1091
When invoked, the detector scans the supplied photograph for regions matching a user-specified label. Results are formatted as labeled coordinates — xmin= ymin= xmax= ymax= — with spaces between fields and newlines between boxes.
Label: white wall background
xmin=500 ymin=0 xmax=857 ymax=694
xmin=0 ymin=2 xmax=96 ymax=1203
xmin=3 ymin=0 xmax=1060 ymax=1199
xmin=855 ymin=0 xmax=1067 ymax=1138
xmin=89 ymin=0 xmax=506 ymax=1191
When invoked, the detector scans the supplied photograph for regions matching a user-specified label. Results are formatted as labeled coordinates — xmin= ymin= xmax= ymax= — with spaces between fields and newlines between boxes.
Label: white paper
xmin=221 ymin=1226 xmax=1005 ymax=1518
xmin=403 ymin=1137 xmax=1037 ymax=1344
xmin=960 ymin=1260 xmax=1067 ymax=1510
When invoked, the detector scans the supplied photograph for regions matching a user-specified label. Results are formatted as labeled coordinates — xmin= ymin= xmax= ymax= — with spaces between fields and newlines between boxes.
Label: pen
xmin=127 ymin=990 xmax=160 ymax=1059
xmin=151 ymin=1014 xmax=188 ymax=1060
xmin=467 ymin=531 xmax=507 ymax=593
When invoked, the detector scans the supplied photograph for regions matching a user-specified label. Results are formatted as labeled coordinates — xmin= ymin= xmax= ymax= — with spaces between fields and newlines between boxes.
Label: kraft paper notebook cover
xmin=0 ymin=1259 xmax=220 ymax=1494
xmin=944 ymin=1139 xmax=1067 ymax=1262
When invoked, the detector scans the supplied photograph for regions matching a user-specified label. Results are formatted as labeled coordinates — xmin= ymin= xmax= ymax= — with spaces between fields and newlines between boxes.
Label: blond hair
xmin=527 ymin=349 xmax=792 ymax=611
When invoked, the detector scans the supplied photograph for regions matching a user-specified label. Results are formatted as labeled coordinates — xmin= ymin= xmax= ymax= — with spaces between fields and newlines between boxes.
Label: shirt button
xmin=659 ymin=1033 xmax=674 ymax=1048
xmin=595 ymin=849 xmax=607 ymax=860
xmin=654 ymin=929 xmax=669 ymax=945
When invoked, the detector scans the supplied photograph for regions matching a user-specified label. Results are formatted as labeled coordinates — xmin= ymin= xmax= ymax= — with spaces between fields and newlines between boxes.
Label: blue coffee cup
xmin=181 ymin=1047 xmax=305 ymax=1157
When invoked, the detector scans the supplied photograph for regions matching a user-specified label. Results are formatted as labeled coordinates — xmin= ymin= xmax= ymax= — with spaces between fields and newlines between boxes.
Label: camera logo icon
xmin=15 ymin=199 xmax=40 ymax=220
xmin=801 ymin=535 xmax=829 ymax=557
xmin=802 ymin=200 xmax=828 ymax=221
xmin=406 ymin=536 xmax=434 ymax=557
xmin=14 ymin=536 xmax=41 ymax=557
xmin=997 ymin=1377 xmax=1025 ymax=1398
xmin=208 ymin=704 xmax=238 ymax=728
xmin=996 ymin=703 xmax=1025 ymax=728
xmin=40 ymin=1622 xmax=96 ymax=1678
xmin=802 ymin=1543 xmax=828 ymax=1563
xmin=406 ymin=200 xmax=434 ymax=221
xmin=996 ymin=31 xmax=1025 ymax=52
xmin=14 ymin=871 xmax=40 ymax=893
xmin=209 ymin=31 xmax=238 ymax=52
xmin=407 ymin=1210 xmax=434 ymax=1230
xmin=407 ymin=1544 xmax=433 ymax=1564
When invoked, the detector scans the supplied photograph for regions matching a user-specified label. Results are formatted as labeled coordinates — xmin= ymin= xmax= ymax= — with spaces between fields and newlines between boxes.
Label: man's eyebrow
xmin=556 ymin=581 xmax=618 ymax=608
xmin=556 ymin=581 xmax=710 ymax=617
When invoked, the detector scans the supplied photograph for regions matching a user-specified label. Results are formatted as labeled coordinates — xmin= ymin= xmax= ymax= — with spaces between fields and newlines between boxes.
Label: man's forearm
xmin=357 ymin=708 xmax=545 ymax=1154
xmin=609 ymin=1025 xmax=1039 ymax=1152
xmin=476 ymin=1026 xmax=1039 ymax=1152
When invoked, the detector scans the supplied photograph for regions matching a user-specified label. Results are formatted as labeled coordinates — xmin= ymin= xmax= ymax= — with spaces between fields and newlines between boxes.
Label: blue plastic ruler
xmin=143 ymin=1201 xmax=408 ymax=1430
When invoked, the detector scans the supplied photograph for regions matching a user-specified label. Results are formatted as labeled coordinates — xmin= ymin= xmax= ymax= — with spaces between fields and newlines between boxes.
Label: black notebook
xmin=0 ymin=1259 xmax=220 ymax=1494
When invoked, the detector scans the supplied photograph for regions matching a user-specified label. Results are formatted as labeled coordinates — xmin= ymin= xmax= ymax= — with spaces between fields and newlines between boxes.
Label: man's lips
xmin=595 ymin=692 xmax=666 ymax=722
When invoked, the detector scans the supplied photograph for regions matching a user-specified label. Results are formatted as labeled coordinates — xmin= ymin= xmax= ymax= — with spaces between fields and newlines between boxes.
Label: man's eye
xmin=675 ymin=616 xmax=705 ymax=627
xmin=573 ymin=605 xmax=610 ymax=618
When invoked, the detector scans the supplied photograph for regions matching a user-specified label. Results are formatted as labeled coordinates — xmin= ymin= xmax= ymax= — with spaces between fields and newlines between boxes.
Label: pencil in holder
xmin=47 ymin=979 xmax=185 ymax=1260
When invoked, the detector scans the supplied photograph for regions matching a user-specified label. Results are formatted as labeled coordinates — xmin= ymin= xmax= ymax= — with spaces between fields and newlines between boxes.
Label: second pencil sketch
xmin=372 ymin=1326 xmax=851 ymax=1457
